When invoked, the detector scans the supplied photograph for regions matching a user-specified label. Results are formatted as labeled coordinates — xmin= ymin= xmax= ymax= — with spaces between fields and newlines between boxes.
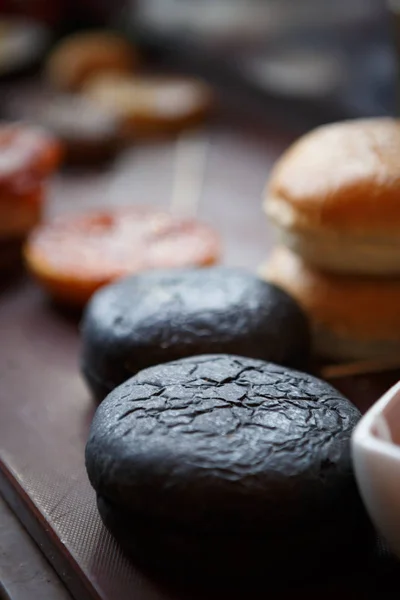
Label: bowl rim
xmin=352 ymin=380 xmax=400 ymax=460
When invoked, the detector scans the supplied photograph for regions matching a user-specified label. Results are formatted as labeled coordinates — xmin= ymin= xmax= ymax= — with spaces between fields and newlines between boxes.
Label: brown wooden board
xmin=0 ymin=108 xmax=399 ymax=599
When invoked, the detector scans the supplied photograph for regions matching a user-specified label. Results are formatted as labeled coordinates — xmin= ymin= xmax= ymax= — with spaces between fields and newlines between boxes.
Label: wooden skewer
xmin=321 ymin=355 xmax=400 ymax=380
xmin=169 ymin=129 xmax=209 ymax=218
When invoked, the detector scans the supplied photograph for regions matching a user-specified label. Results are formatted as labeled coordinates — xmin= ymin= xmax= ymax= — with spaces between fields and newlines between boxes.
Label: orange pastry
xmin=83 ymin=74 xmax=214 ymax=137
xmin=0 ymin=124 xmax=62 ymax=272
xmin=45 ymin=31 xmax=138 ymax=92
xmin=24 ymin=207 xmax=221 ymax=307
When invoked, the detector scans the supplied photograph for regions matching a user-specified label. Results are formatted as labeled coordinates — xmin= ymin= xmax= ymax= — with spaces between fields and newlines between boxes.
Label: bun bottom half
xmin=313 ymin=327 xmax=400 ymax=363
xmin=260 ymin=247 xmax=400 ymax=362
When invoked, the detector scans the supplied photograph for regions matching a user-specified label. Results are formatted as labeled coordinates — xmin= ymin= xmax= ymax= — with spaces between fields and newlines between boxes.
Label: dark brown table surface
xmin=0 ymin=84 xmax=399 ymax=599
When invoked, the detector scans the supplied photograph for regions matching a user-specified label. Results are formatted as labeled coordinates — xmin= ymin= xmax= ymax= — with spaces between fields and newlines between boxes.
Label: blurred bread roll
xmin=260 ymin=247 xmax=400 ymax=362
xmin=45 ymin=31 xmax=137 ymax=91
xmin=83 ymin=74 xmax=213 ymax=137
xmin=35 ymin=95 xmax=121 ymax=165
xmin=0 ymin=123 xmax=62 ymax=272
xmin=264 ymin=118 xmax=400 ymax=275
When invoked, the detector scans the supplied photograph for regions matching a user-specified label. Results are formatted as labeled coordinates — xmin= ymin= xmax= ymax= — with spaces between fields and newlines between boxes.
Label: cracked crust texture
xmin=86 ymin=354 xmax=362 ymax=533
xmin=81 ymin=268 xmax=311 ymax=400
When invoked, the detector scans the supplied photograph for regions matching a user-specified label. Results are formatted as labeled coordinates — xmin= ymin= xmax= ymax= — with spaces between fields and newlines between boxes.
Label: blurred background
xmin=0 ymin=0 xmax=397 ymax=128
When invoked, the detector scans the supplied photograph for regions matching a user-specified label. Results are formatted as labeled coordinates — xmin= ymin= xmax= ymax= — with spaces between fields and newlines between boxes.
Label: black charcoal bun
xmin=85 ymin=355 xmax=372 ymax=583
xmin=81 ymin=267 xmax=310 ymax=400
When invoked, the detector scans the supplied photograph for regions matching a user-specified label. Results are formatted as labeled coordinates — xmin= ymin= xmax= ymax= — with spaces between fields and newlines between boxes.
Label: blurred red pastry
xmin=24 ymin=207 xmax=221 ymax=307
xmin=0 ymin=123 xmax=62 ymax=272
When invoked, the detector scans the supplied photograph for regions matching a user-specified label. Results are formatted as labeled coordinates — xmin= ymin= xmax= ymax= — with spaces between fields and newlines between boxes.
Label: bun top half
xmin=264 ymin=118 xmax=400 ymax=235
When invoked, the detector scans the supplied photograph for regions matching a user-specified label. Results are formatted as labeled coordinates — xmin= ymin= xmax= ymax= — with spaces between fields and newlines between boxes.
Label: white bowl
xmin=352 ymin=381 xmax=400 ymax=559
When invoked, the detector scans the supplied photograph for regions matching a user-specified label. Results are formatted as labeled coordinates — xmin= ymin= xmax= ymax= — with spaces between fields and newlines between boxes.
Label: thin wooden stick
xmin=321 ymin=355 xmax=400 ymax=380
xmin=169 ymin=129 xmax=209 ymax=218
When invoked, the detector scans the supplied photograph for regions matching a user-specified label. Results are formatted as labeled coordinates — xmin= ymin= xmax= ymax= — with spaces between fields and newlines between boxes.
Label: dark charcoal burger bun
xmin=85 ymin=355 xmax=373 ymax=582
xmin=86 ymin=355 xmax=364 ymax=530
xmin=95 ymin=493 xmax=374 ymax=587
xmin=80 ymin=267 xmax=311 ymax=400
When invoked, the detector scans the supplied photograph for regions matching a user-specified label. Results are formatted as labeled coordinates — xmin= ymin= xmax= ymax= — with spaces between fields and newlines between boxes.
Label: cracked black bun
xmin=80 ymin=267 xmax=311 ymax=400
xmin=85 ymin=355 xmax=372 ymax=581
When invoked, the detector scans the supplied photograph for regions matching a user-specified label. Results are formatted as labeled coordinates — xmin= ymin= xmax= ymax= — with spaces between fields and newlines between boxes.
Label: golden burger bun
xmin=260 ymin=246 xmax=400 ymax=362
xmin=264 ymin=118 xmax=400 ymax=275
xmin=45 ymin=31 xmax=138 ymax=92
